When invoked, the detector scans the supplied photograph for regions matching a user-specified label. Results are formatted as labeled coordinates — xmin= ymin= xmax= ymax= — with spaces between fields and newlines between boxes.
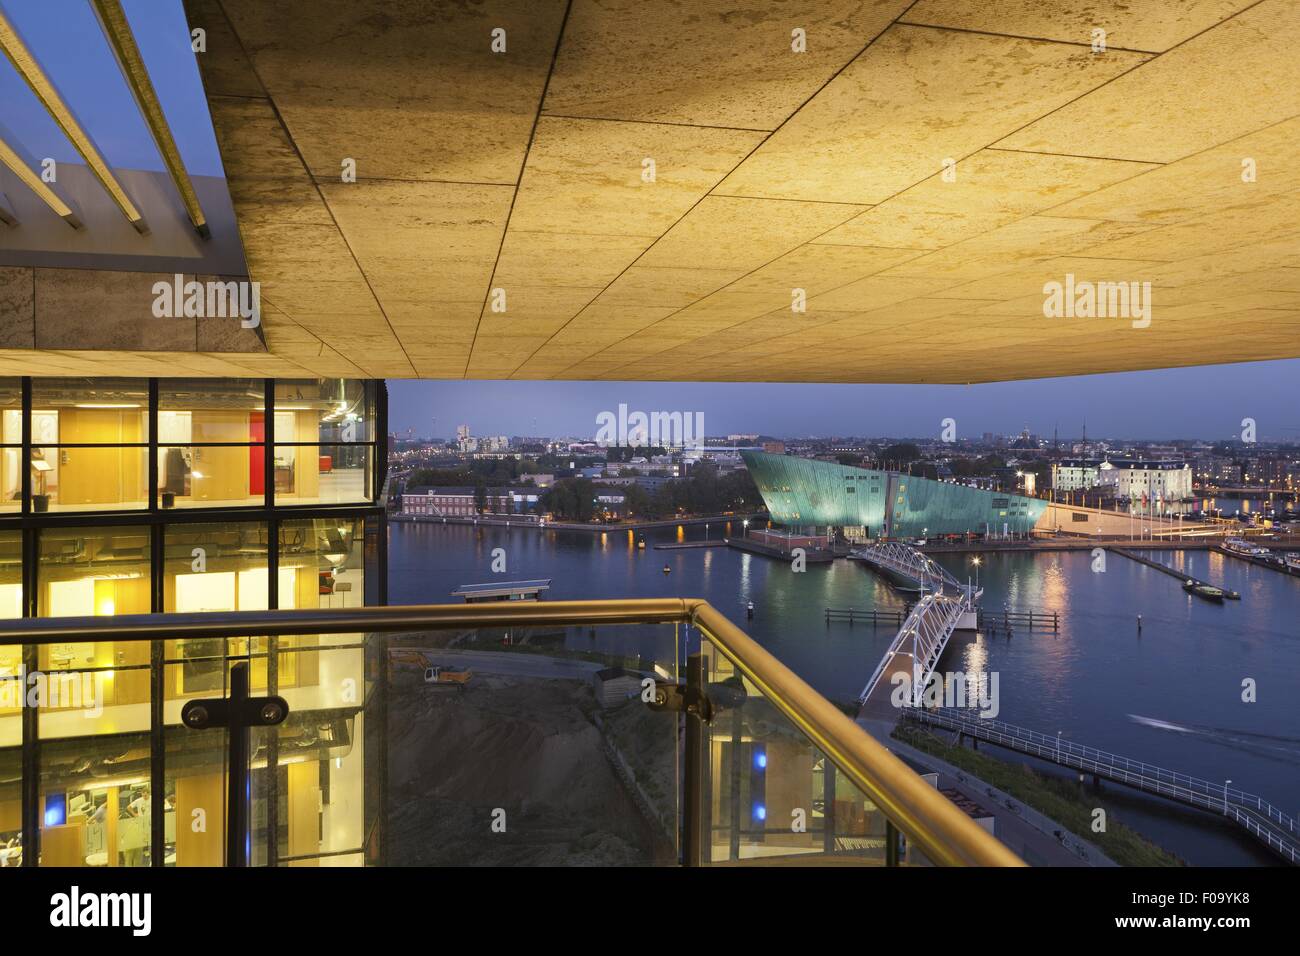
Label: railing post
xmin=683 ymin=652 xmax=707 ymax=867
xmin=180 ymin=659 xmax=288 ymax=868
xmin=226 ymin=661 xmax=251 ymax=867
xmin=885 ymin=820 xmax=900 ymax=866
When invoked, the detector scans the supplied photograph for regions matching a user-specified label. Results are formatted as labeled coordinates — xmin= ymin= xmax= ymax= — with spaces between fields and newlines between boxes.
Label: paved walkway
xmin=857 ymin=716 xmax=1116 ymax=867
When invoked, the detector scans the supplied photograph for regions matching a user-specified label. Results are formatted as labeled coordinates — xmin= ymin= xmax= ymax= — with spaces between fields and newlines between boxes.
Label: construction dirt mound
xmin=386 ymin=670 xmax=676 ymax=866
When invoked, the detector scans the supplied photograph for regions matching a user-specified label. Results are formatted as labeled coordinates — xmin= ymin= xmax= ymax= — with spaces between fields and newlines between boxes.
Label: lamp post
xmin=1225 ymin=779 xmax=1232 ymax=810
xmin=971 ymin=556 xmax=981 ymax=589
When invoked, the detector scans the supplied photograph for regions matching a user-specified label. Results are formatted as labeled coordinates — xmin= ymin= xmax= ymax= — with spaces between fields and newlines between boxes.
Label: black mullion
xmin=377 ymin=511 xmax=388 ymax=606
xmin=264 ymin=380 xmax=275 ymax=511
xmin=150 ymin=638 xmax=165 ymax=866
xmin=20 ymin=378 xmax=31 ymax=516
xmin=20 ymin=642 xmax=37 ymax=867
xmin=149 ymin=517 xmax=165 ymax=866
xmin=20 ymin=379 xmax=34 ymax=865
xmin=148 ymin=379 xmax=159 ymax=514
xmin=263 ymin=380 xmax=278 ymax=866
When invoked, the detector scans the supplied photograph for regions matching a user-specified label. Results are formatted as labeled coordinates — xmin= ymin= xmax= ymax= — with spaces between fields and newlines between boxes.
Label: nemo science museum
xmin=741 ymin=452 xmax=1047 ymax=540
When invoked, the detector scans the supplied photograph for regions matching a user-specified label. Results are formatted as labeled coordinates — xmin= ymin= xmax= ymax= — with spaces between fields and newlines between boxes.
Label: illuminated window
xmin=0 ymin=379 xmax=18 ymax=514
xmin=30 ymin=378 xmax=149 ymax=512
xmin=159 ymin=378 xmax=267 ymax=509
xmin=0 ymin=530 xmax=22 ymax=741
xmin=279 ymin=517 xmax=364 ymax=613
xmin=273 ymin=381 xmax=375 ymax=505
xmin=39 ymin=735 xmax=154 ymax=867
xmin=36 ymin=527 xmax=152 ymax=740
xmin=163 ymin=522 xmax=273 ymax=696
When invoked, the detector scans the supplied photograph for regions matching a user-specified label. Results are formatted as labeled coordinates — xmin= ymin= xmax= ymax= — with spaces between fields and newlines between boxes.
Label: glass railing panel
xmin=36 ymin=664 xmax=150 ymax=738
xmin=349 ymin=621 xmax=684 ymax=867
xmin=28 ymin=633 xmax=154 ymax=867
xmin=163 ymin=641 xmax=270 ymax=867
xmin=39 ymin=732 xmax=153 ymax=866
xmin=0 ymin=600 xmax=1003 ymax=868
xmin=165 ymin=724 xmax=228 ymax=866
xmin=0 ymin=744 xmax=19 ymax=866
xmin=693 ymin=638 xmax=890 ymax=865
xmin=255 ymin=639 xmax=367 ymax=867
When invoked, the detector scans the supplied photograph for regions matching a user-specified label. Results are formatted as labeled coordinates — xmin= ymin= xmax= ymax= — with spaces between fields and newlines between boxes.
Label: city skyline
xmin=387 ymin=358 xmax=1300 ymax=442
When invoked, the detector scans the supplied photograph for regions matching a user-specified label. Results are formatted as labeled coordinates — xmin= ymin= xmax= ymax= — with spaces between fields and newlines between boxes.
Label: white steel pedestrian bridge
xmin=852 ymin=543 xmax=981 ymax=716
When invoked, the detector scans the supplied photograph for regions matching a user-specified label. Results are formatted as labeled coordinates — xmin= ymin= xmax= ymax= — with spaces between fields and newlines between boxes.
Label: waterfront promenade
xmin=390 ymin=512 xmax=767 ymax=533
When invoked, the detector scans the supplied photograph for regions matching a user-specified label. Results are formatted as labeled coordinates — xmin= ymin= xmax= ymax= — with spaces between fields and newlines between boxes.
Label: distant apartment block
xmin=1051 ymin=459 xmax=1102 ymax=492
xmin=401 ymin=486 xmax=542 ymax=517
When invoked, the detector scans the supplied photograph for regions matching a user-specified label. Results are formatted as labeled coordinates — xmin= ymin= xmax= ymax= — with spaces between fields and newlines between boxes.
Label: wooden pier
xmin=1108 ymin=546 xmax=1240 ymax=600
xmin=825 ymin=605 xmax=1059 ymax=631
xmin=824 ymin=607 xmax=906 ymax=627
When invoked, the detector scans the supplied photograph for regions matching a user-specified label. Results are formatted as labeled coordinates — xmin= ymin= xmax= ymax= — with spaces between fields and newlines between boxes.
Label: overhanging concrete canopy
xmin=89 ymin=1 xmax=1300 ymax=379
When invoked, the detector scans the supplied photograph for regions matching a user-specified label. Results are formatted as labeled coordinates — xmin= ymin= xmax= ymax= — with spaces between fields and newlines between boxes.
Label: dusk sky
xmin=387 ymin=359 xmax=1300 ymax=443
xmin=0 ymin=0 xmax=221 ymax=176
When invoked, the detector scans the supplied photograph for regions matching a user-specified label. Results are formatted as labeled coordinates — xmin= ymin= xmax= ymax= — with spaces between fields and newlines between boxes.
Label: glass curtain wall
xmin=31 ymin=378 xmax=150 ymax=512
xmin=158 ymin=379 xmax=267 ymax=509
xmin=1 ymin=380 xmax=19 ymax=514
xmin=0 ymin=376 xmax=385 ymax=868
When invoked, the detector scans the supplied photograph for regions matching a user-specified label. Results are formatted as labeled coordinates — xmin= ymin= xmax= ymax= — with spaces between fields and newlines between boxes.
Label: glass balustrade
xmin=0 ymin=601 xmax=1016 ymax=868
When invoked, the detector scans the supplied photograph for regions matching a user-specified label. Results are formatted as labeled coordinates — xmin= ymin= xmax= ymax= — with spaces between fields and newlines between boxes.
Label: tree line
xmin=541 ymin=465 xmax=760 ymax=522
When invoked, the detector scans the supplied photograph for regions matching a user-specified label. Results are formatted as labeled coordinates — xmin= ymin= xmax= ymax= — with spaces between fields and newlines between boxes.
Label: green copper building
xmin=741 ymin=452 xmax=1046 ymax=539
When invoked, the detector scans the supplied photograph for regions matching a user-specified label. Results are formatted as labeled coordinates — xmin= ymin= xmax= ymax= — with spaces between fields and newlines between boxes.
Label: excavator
xmin=388 ymin=649 xmax=472 ymax=690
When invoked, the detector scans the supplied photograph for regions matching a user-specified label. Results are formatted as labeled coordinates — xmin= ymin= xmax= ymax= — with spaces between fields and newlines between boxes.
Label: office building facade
xmin=0 ymin=376 xmax=386 ymax=867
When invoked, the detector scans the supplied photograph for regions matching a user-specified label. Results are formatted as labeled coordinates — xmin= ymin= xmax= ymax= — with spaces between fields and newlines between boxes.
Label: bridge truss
xmin=856 ymin=543 xmax=980 ymax=711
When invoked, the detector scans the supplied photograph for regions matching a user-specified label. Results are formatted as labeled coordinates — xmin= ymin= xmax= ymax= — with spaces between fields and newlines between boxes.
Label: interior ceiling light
xmin=0 ymin=5 xmax=148 ymax=232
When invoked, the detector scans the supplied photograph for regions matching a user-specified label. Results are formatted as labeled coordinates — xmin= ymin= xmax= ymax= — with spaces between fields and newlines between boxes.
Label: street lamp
xmin=971 ymin=556 xmax=981 ymax=589
xmin=1225 ymin=779 xmax=1232 ymax=808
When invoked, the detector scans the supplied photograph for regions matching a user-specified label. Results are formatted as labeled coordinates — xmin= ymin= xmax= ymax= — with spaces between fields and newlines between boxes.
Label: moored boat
xmin=1183 ymin=579 xmax=1226 ymax=603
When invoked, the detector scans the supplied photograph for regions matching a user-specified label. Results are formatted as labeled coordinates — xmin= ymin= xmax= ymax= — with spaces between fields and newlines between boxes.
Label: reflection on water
xmin=390 ymin=521 xmax=1300 ymax=866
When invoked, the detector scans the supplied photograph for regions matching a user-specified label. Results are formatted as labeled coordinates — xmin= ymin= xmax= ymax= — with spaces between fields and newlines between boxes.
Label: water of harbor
xmin=389 ymin=520 xmax=1300 ymax=866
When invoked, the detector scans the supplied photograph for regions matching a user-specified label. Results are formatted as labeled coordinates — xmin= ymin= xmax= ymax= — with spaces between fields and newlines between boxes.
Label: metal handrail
xmin=917 ymin=710 xmax=1297 ymax=833
xmin=689 ymin=602 xmax=1021 ymax=867
xmin=0 ymin=598 xmax=1022 ymax=867
xmin=914 ymin=710 xmax=1298 ymax=862
xmin=851 ymin=541 xmax=964 ymax=595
